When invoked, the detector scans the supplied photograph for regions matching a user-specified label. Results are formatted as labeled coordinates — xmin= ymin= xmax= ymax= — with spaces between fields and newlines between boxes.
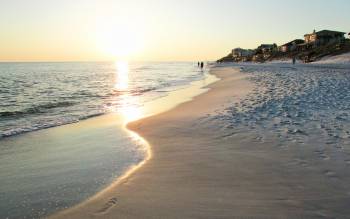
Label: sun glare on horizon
xmin=95 ymin=18 xmax=145 ymax=60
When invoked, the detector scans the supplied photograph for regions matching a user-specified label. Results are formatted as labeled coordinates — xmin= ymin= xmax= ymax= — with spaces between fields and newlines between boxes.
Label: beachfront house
xmin=257 ymin=44 xmax=277 ymax=53
xmin=252 ymin=54 xmax=263 ymax=62
xmin=279 ymin=39 xmax=305 ymax=53
xmin=304 ymin=30 xmax=346 ymax=47
xmin=232 ymin=48 xmax=254 ymax=58
xmin=255 ymin=44 xmax=277 ymax=59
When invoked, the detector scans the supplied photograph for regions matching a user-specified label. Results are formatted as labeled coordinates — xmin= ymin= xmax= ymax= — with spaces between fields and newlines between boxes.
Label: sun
xmin=96 ymin=19 xmax=144 ymax=59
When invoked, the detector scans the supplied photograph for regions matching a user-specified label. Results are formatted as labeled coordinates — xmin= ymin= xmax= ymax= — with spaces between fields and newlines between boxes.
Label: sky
xmin=0 ymin=0 xmax=349 ymax=62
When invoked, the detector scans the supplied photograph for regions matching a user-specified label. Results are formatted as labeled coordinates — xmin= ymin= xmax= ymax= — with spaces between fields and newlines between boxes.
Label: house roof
xmin=232 ymin=47 xmax=243 ymax=51
xmin=296 ymin=42 xmax=309 ymax=46
xmin=232 ymin=48 xmax=254 ymax=52
xmin=304 ymin=30 xmax=346 ymax=37
xmin=258 ymin=44 xmax=276 ymax=49
xmin=260 ymin=44 xmax=274 ymax=47
xmin=281 ymin=39 xmax=304 ymax=47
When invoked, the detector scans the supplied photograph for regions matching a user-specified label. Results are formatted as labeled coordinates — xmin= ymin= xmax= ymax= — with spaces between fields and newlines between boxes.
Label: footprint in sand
xmin=96 ymin=197 xmax=118 ymax=214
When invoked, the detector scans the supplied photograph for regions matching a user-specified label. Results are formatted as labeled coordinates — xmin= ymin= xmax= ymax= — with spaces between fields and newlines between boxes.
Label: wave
xmin=0 ymin=112 xmax=105 ymax=138
xmin=0 ymin=101 xmax=77 ymax=118
xmin=111 ymin=87 xmax=157 ymax=96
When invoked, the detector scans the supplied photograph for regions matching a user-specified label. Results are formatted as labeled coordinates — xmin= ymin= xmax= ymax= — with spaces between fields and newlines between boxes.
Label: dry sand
xmin=51 ymin=66 xmax=349 ymax=219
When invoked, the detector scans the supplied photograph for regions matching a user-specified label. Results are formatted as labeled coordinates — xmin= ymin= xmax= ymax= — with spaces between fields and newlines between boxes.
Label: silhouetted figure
xmin=292 ymin=57 xmax=296 ymax=65
xmin=198 ymin=62 xmax=200 ymax=67
xmin=200 ymin=62 xmax=204 ymax=69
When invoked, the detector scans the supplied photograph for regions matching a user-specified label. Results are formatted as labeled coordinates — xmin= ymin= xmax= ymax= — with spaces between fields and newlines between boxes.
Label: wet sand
xmin=50 ymin=65 xmax=255 ymax=218
xmin=51 ymin=65 xmax=350 ymax=218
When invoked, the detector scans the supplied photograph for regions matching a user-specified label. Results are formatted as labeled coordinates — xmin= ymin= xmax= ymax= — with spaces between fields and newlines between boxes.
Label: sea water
xmin=0 ymin=61 xmax=208 ymax=218
xmin=0 ymin=62 xmax=206 ymax=138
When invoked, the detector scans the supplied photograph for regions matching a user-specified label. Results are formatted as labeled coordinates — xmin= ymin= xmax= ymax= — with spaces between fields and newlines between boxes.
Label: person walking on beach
xmin=200 ymin=62 xmax=204 ymax=69
xmin=292 ymin=57 xmax=296 ymax=65
xmin=198 ymin=62 xmax=200 ymax=67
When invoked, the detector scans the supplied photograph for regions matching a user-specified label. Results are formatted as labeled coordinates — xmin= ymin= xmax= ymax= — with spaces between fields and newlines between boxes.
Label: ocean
xmin=0 ymin=61 xmax=208 ymax=218
xmin=0 ymin=62 xmax=206 ymax=138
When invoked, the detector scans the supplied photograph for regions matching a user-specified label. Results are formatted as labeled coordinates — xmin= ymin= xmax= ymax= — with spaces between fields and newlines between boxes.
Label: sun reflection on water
xmin=114 ymin=61 xmax=143 ymax=122
xmin=115 ymin=61 xmax=129 ymax=91
xmin=118 ymin=95 xmax=143 ymax=122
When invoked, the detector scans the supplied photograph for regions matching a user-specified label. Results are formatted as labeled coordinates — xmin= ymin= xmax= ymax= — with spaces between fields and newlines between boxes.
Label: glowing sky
xmin=1 ymin=0 xmax=349 ymax=62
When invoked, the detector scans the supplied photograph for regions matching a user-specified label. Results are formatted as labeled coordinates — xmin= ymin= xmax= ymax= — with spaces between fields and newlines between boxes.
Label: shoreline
xmin=48 ymin=68 xmax=221 ymax=218
xmin=50 ymin=65 xmax=254 ymax=218
xmin=0 ymin=67 xmax=218 ymax=219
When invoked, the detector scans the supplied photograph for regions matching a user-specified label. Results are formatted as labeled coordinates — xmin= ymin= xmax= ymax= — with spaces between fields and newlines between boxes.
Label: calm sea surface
xmin=0 ymin=62 xmax=207 ymax=219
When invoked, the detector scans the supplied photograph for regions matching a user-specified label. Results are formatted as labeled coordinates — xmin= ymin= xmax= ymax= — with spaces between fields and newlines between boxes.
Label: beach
xmin=51 ymin=64 xmax=350 ymax=218
xmin=49 ymin=66 xmax=254 ymax=218
xmin=2 ymin=1 xmax=350 ymax=219
xmin=0 ymin=62 xmax=214 ymax=218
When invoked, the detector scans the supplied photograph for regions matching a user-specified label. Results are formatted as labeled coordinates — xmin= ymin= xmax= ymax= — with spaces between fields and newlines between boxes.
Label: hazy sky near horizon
xmin=1 ymin=0 xmax=349 ymax=62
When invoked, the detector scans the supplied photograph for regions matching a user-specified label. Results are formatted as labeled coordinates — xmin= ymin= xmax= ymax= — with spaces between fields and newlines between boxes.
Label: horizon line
xmin=0 ymin=60 xmax=212 ymax=63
